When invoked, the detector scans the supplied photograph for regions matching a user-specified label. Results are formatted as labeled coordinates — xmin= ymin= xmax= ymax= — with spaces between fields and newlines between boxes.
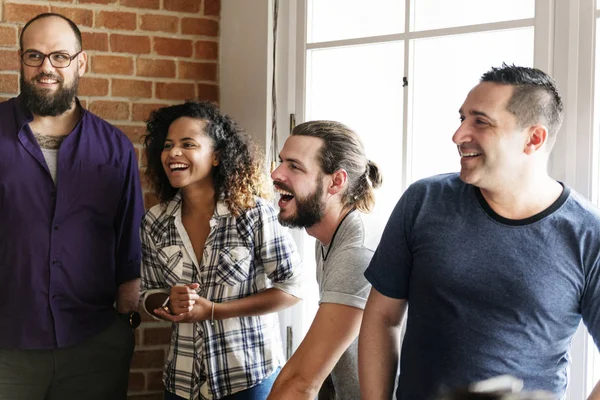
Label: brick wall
xmin=0 ymin=0 xmax=220 ymax=398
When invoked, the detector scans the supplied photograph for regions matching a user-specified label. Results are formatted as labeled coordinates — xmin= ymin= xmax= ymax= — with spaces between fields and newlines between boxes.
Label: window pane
xmin=409 ymin=27 xmax=534 ymax=183
xmin=306 ymin=42 xmax=404 ymax=244
xmin=411 ymin=0 xmax=535 ymax=31
xmin=308 ymin=0 xmax=404 ymax=43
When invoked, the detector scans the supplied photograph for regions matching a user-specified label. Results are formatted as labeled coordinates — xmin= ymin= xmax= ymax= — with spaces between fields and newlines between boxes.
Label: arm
xmin=114 ymin=141 xmax=144 ymax=288
xmin=359 ymin=287 xmax=407 ymax=400
xmin=116 ymin=278 xmax=141 ymax=313
xmin=589 ymin=380 xmax=600 ymax=400
xmin=267 ymin=303 xmax=363 ymax=400
xmin=154 ymin=286 xmax=299 ymax=323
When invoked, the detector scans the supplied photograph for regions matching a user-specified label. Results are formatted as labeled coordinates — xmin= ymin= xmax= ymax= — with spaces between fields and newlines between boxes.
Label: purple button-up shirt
xmin=0 ymin=96 xmax=144 ymax=350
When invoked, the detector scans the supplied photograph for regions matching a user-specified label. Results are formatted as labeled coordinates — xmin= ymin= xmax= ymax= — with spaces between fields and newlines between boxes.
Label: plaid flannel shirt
xmin=140 ymin=193 xmax=303 ymax=399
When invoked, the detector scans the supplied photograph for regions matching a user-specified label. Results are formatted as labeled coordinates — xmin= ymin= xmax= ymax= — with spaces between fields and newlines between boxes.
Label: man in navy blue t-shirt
xmin=359 ymin=64 xmax=600 ymax=400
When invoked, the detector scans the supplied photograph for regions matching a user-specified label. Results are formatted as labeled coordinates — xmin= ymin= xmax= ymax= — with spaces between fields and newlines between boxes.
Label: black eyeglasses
xmin=21 ymin=50 xmax=82 ymax=68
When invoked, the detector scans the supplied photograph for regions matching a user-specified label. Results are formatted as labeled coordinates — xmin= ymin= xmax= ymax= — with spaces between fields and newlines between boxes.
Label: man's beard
xmin=278 ymin=178 xmax=326 ymax=229
xmin=20 ymin=71 xmax=79 ymax=116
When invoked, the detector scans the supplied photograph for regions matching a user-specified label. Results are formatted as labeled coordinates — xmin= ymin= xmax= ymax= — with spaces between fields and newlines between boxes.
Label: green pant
xmin=0 ymin=316 xmax=135 ymax=400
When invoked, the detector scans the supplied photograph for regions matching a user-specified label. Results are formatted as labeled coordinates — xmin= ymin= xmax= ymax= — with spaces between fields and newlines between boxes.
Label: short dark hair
xmin=291 ymin=120 xmax=382 ymax=213
xmin=20 ymin=13 xmax=82 ymax=52
xmin=144 ymin=101 xmax=270 ymax=216
xmin=481 ymin=63 xmax=563 ymax=149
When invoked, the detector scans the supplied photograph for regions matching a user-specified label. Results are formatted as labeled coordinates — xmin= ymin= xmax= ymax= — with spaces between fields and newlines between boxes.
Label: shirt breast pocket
xmin=215 ymin=246 xmax=252 ymax=286
xmin=79 ymin=163 xmax=123 ymax=218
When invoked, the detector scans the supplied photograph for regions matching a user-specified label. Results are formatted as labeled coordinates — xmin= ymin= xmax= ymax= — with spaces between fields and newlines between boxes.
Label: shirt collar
xmin=14 ymin=95 xmax=87 ymax=132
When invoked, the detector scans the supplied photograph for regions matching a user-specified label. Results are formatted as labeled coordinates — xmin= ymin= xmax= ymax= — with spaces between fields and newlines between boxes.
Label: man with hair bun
xmin=268 ymin=120 xmax=383 ymax=400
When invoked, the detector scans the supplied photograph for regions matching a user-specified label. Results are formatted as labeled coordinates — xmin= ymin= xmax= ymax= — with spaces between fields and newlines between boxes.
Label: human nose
xmin=452 ymin=121 xmax=471 ymax=146
xmin=270 ymin=163 xmax=283 ymax=181
xmin=168 ymin=145 xmax=182 ymax=157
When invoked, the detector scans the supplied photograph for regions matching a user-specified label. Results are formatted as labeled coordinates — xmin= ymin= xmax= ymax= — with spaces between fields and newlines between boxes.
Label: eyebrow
xmin=165 ymin=137 xmax=196 ymax=142
xmin=278 ymin=155 xmax=306 ymax=168
xmin=458 ymin=108 xmax=498 ymax=125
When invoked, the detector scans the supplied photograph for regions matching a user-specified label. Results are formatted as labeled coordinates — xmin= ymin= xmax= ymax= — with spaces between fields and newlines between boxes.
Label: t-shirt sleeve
xmin=582 ymin=258 xmax=600 ymax=351
xmin=320 ymin=246 xmax=373 ymax=310
xmin=364 ymin=185 xmax=416 ymax=300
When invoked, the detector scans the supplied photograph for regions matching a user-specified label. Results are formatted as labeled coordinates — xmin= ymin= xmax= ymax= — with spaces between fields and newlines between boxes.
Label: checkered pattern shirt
xmin=140 ymin=193 xmax=303 ymax=399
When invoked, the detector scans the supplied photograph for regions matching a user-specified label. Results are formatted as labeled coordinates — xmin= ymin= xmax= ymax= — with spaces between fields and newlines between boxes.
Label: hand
xmin=165 ymin=283 xmax=201 ymax=314
xmin=154 ymin=295 xmax=213 ymax=323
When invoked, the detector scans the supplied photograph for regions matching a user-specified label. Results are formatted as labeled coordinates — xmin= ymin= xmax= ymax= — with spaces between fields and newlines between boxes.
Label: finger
xmin=154 ymin=308 xmax=184 ymax=322
xmin=171 ymin=285 xmax=191 ymax=295
xmin=186 ymin=283 xmax=200 ymax=291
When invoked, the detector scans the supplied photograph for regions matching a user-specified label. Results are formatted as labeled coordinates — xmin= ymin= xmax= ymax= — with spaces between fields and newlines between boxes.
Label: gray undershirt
xmin=32 ymin=132 xmax=68 ymax=184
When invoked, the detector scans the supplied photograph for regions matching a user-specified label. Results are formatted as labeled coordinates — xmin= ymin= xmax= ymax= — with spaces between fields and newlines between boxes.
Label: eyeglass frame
xmin=20 ymin=50 xmax=83 ymax=68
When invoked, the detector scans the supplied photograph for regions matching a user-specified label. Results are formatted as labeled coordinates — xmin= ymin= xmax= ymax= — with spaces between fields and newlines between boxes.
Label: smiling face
xmin=20 ymin=16 xmax=86 ymax=116
xmin=271 ymin=135 xmax=328 ymax=228
xmin=160 ymin=117 xmax=218 ymax=191
xmin=452 ymin=82 xmax=530 ymax=190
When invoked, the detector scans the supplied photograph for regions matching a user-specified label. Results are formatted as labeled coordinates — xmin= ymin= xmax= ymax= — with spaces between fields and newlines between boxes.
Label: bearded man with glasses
xmin=0 ymin=13 xmax=144 ymax=400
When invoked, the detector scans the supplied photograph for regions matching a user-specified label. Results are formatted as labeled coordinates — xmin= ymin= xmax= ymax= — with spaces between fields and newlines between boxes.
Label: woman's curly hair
xmin=143 ymin=101 xmax=271 ymax=216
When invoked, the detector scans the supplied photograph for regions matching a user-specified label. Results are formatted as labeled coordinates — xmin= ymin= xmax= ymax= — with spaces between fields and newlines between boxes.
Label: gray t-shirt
xmin=316 ymin=211 xmax=374 ymax=400
xmin=365 ymin=173 xmax=600 ymax=400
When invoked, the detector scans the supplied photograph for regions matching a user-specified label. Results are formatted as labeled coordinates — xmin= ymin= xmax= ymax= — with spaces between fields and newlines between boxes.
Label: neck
xmin=306 ymin=202 xmax=354 ymax=245
xmin=181 ymin=183 xmax=217 ymax=217
xmin=29 ymin=101 xmax=81 ymax=136
xmin=479 ymin=169 xmax=562 ymax=219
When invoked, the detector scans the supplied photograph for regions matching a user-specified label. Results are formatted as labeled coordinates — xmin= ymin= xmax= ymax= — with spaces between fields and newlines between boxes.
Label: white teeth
xmin=169 ymin=163 xmax=189 ymax=170
xmin=461 ymin=152 xmax=481 ymax=157
xmin=275 ymin=187 xmax=293 ymax=196
xmin=39 ymin=79 xmax=57 ymax=84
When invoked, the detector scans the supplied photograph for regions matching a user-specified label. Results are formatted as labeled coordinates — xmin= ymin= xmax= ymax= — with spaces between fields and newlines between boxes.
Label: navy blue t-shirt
xmin=365 ymin=173 xmax=600 ymax=400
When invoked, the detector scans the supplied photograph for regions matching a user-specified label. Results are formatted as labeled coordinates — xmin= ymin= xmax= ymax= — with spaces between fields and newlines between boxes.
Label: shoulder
xmin=406 ymin=173 xmax=466 ymax=198
xmin=82 ymin=108 xmax=134 ymax=152
xmin=237 ymin=196 xmax=278 ymax=224
xmin=142 ymin=200 xmax=177 ymax=238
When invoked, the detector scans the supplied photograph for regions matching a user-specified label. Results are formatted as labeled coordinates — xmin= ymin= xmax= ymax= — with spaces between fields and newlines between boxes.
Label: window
xmin=294 ymin=0 xmax=599 ymax=398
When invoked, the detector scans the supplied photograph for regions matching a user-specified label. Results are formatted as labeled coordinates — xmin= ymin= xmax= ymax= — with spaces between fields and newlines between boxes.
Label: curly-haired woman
xmin=140 ymin=101 xmax=303 ymax=400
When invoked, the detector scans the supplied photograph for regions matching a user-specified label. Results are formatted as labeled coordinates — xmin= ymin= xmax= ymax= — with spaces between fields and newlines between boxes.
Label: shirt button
xmin=52 ymin=259 xmax=59 ymax=265
xmin=50 ymin=191 xmax=56 ymax=197
xmin=54 ymin=225 xmax=59 ymax=230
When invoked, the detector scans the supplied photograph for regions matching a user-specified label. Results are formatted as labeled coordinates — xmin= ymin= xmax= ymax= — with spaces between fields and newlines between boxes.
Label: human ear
xmin=524 ymin=125 xmax=548 ymax=155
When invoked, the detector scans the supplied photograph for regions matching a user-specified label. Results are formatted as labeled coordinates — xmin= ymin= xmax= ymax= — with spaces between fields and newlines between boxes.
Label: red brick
xmin=163 ymin=0 xmax=200 ymax=13
xmin=156 ymin=82 xmax=195 ymax=100
xmin=136 ymin=58 xmax=175 ymax=78
xmin=154 ymin=38 xmax=192 ymax=58
xmin=81 ymin=31 xmax=108 ymax=52
xmin=0 ymin=26 xmax=18 ymax=47
xmin=117 ymin=124 xmax=147 ymax=145
xmin=96 ymin=11 xmax=137 ymax=31
xmin=0 ymin=96 xmax=11 ymax=103
xmin=4 ymin=3 xmax=50 ymax=23
xmin=50 ymin=6 xmax=93 ymax=27
xmin=140 ymin=14 xmax=178 ymax=33
xmin=197 ymin=84 xmax=218 ymax=102
xmin=143 ymin=327 xmax=172 ymax=346
xmin=79 ymin=77 xmax=109 ymax=96
xmin=112 ymin=78 xmax=152 ymax=98
xmin=181 ymin=18 xmax=218 ymax=36
xmin=146 ymin=371 xmax=164 ymax=391
xmin=128 ymin=372 xmax=145 ymax=392
xmin=204 ymin=0 xmax=221 ymax=16
xmin=0 ymin=74 xmax=18 ymax=94
xmin=92 ymin=55 xmax=134 ymax=75
xmin=89 ymin=100 xmax=130 ymax=121
xmin=79 ymin=0 xmax=117 ymax=4
xmin=110 ymin=34 xmax=151 ymax=54
xmin=80 ymin=99 xmax=88 ymax=109
xmin=194 ymin=41 xmax=218 ymax=60
xmin=179 ymin=61 xmax=216 ymax=81
xmin=144 ymin=192 xmax=159 ymax=209
xmin=0 ymin=50 xmax=19 ymax=71
xmin=121 ymin=0 xmax=160 ymax=9
xmin=132 ymin=103 xmax=166 ymax=121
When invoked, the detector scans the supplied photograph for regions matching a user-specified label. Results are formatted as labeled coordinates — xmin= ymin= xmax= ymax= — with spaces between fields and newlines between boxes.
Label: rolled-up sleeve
xmin=252 ymin=200 xmax=303 ymax=299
